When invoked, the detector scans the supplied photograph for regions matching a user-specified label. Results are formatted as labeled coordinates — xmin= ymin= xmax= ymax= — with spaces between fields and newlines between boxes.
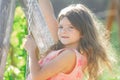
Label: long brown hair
xmin=44 ymin=4 xmax=112 ymax=80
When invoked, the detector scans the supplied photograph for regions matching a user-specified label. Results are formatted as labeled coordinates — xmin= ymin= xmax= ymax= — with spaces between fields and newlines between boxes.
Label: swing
xmin=0 ymin=0 xmax=55 ymax=79
xmin=27 ymin=0 xmax=54 ymax=54
xmin=26 ymin=0 xmax=55 ymax=77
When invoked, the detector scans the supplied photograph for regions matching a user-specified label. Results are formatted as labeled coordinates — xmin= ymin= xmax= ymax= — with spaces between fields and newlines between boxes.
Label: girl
xmin=24 ymin=0 xmax=111 ymax=80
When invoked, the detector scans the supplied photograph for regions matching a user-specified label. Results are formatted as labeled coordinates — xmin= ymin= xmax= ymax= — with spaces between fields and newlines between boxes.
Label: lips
xmin=61 ymin=36 xmax=69 ymax=38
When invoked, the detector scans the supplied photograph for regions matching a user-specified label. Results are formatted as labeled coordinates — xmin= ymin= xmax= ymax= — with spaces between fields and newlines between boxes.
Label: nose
xmin=62 ymin=28 xmax=67 ymax=32
xmin=60 ymin=28 xmax=68 ymax=34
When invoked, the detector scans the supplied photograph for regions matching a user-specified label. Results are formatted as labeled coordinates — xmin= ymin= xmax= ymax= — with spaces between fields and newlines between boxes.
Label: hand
xmin=23 ymin=35 xmax=37 ymax=53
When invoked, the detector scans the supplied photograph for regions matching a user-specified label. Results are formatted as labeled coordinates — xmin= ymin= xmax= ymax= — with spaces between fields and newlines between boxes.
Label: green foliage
xmin=99 ymin=21 xmax=120 ymax=80
xmin=111 ymin=22 xmax=120 ymax=54
xmin=4 ymin=6 xmax=27 ymax=80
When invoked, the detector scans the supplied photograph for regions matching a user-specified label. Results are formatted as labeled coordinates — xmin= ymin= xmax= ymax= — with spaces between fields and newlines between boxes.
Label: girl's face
xmin=58 ymin=17 xmax=82 ymax=48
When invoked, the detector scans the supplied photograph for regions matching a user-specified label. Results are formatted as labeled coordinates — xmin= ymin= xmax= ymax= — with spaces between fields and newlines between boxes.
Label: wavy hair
xmin=44 ymin=4 xmax=112 ymax=80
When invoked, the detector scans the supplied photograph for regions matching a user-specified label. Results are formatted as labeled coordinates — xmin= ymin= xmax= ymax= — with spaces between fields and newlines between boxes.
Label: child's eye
xmin=69 ymin=26 xmax=74 ymax=29
xmin=68 ymin=26 xmax=75 ymax=29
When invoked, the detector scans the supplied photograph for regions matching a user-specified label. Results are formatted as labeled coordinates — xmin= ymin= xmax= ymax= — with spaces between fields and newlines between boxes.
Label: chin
xmin=61 ymin=42 xmax=71 ymax=46
xmin=60 ymin=40 xmax=74 ymax=46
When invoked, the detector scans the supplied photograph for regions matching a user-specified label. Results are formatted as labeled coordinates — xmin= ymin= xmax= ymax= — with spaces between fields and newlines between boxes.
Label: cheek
xmin=71 ymin=31 xmax=81 ymax=39
xmin=57 ymin=31 xmax=61 ymax=39
xmin=57 ymin=30 xmax=60 ymax=35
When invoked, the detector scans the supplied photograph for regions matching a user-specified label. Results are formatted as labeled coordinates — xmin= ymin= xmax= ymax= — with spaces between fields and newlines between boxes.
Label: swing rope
xmin=27 ymin=0 xmax=33 ymax=35
xmin=25 ymin=0 xmax=33 ymax=78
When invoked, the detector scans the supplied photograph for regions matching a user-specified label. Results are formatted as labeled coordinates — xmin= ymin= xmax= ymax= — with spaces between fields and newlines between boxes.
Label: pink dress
xmin=39 ymin=48 xmax=87 ymax=80
xmin=39 ymin=49 xmax=87 ymax=80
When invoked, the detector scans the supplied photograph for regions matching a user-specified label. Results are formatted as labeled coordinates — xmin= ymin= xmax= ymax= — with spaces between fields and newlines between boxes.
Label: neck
xmin=64 ymin=43 xmax=79 ymax=49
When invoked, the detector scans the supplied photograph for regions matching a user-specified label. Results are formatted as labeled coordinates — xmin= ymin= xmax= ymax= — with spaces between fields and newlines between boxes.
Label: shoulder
xmin=59 ymin=49 xmax=76 ymax=59
xmin=52 ymin=49 xmax=77 ymax=65
xmin=55 ymin=49 xmax=76 ymax=73
xmin=57 ymin=49 xmax=76 ymax=68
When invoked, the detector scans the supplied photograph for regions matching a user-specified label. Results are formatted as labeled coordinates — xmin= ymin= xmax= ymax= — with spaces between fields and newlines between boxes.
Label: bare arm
xmin=31 ymin=49 xmax=76 ymax=80
xmin=24 ymin=36 xmax=76 ymax=80
xmin=38 ymin=0 xmax=58 ymax=42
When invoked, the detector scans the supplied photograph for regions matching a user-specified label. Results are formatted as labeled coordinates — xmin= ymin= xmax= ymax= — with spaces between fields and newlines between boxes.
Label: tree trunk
xmin=106 ymin=0 xmax=116 ymax=34
xmin=19 ymin=0 xmax=54 ymax=55
xmin=0 ymin=0 xmax=16 ymax=79
xmin=106 ymin=0 xmax=120 ymax=41
xmin=19 ymin=0 xmax=55 ymax=77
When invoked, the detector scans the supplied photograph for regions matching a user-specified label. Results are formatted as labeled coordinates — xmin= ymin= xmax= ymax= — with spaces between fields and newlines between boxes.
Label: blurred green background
xmin=4 ymin=0 xmax=120 ymax=80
